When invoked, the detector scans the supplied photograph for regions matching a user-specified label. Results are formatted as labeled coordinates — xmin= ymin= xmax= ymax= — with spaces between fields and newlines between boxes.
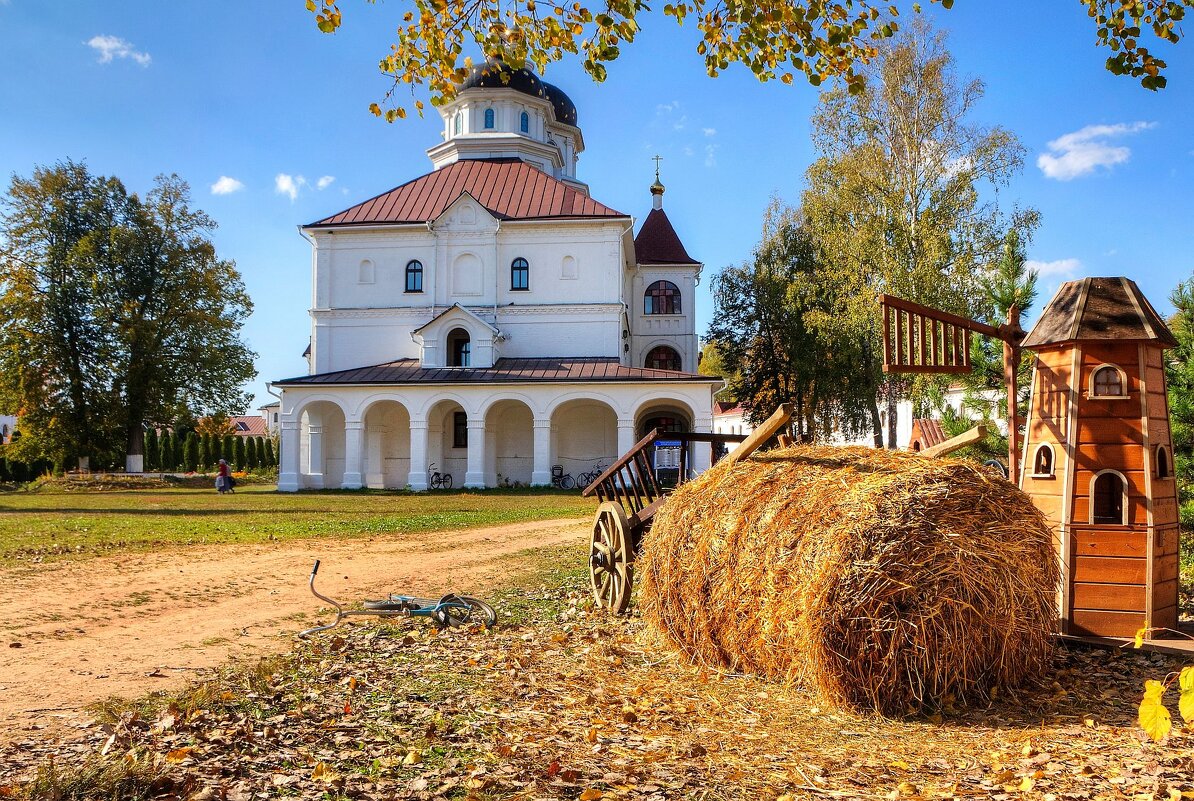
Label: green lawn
xmin=0 ymin=485 xmax=595 ymax=565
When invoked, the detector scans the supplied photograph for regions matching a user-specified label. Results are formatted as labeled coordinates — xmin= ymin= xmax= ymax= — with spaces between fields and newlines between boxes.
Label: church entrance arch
xmin=484 ymin=399 xmax=534 ymax=486
xmin=298 ymin=400 xmax=346 ymax=489
xmin=427 ymin=398 xmax=469 ymax=488
xmin=362 ymin=400 xmax=412 ymax=488
xmin=551 ymin=399 xmax=617 ymax=483
xmin=635 ymin=401 xmax=694 ymax=482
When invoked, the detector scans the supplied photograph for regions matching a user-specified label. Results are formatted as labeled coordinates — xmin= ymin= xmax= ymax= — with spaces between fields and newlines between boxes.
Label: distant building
xmin=258 ymin=401 xmax=280 ymax=436
xmin=230 ymin=415 xmax=267 ymax=438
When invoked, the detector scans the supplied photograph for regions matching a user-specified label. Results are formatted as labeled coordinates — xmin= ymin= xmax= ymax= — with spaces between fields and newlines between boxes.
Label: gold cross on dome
xmin=652 ymin=154 xmax=663 ymax=180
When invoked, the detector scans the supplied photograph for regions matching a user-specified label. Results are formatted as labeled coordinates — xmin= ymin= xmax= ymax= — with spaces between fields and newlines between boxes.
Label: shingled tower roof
xmin=634 ymin=208 xmax=697 ymax=265
xmin=1022 ymin=276 xmax=1178 ymax=349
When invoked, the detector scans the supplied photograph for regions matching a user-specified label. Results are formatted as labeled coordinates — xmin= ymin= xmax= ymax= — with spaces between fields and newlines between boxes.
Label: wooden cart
xmin=581 ymin=405 xmax=793 ymax=612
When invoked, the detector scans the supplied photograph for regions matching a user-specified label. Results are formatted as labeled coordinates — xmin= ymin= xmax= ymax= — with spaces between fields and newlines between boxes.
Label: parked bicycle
xmin=298 ymin=560 xmax=496 ymax=638
xmin=576 ymin=461 xmax=607 ymax=487
xmin=550 ymin=464 xmax=575 ymax=489
xmin=428 ymin=462 xmax=453 ymax=489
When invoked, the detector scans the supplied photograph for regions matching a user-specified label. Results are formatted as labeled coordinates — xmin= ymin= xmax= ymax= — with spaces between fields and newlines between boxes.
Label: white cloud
xmin=655 ymin=101 xmax=679 ymax=114
xmin=275 ymin=173 xmax=307 ymax=201
xmin=704 ymin=143 xmax=718 ymax=168
xmin=86 ymin=35 xmax=151 ymax=66
xmin=1037 ymin=122 xmax=1155 ymax=181
xmin=1025 ymin=258 xmax=1081 ymax=279
xmin=682 ymin=146 xmax=695 ymax=157
xmin=316 ymin=175 xmax=336 ymax=190
xmin=210 ymin=176 xmax=245 ymax=195
xmin=702 ymin=127 xmax=717 ymax=137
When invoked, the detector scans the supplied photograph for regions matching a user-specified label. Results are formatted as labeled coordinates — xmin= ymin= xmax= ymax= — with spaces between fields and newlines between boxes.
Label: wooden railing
xmin=581 ymin=430 xmax=747 ymax=527
xmin=880 ymin=294 xmax=1001 ymax=375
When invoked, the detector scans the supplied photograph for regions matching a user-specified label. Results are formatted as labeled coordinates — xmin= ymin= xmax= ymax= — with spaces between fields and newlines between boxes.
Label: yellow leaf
xmin=1018 ymin=776 xmax=1035 ymax=792
xmin=1134 ymin=627 xmax=1147 ymax=648
xmin=1179 ymin=667 xmax=1194 ymax=723
xmin=311 ymin=762 xmax=328 ymax=780
xmin=165 ymin=747 xmax=192 ymax=764
xmin=1139 ymin=681 xmax=1172 ymax=742
xmin=579 ymin=791 xmax=604 ymax=801
xmin=403 ymin=749 xmax=422 ymax=765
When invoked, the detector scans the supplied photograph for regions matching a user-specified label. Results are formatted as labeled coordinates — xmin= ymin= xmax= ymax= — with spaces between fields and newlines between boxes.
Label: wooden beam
xmin=720 ymin=404 xmax=793 ymax=468
xmin=919 ymin=424 xmax=988 ymax=459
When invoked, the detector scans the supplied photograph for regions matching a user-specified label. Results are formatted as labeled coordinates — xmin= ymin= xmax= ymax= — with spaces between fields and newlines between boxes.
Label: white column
xmin=342 ymin=420 xmax=364 ymax=489
xmin=278 ymin=419 xmax=301 ymax=492
xmin=365 ymin=425 xmax=387 ymax=488
xmin=532 ymin=418 xmax=552 ymax=486
xmin=465 ymin=418 xmax=487 ymax=488
xmin=306 ymin=424 xmax=324 ymax=490
xmin=408 ymin=420 xmax=429 ymax=491
xmin=617 ymin=417 xmax=637 ymax=458
xmin=691 ymin=419 xmax=713 ymax=476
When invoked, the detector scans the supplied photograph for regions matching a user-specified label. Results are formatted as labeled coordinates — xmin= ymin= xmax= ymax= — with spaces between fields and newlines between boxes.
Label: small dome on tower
xmin=460 ymin=59 xmax=544 ymax=98
xmin=541 ymin=82 xmax=578 ymax=126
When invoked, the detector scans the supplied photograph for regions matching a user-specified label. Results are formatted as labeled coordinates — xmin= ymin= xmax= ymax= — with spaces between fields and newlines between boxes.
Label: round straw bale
xmin=640 ymin=445 xmax=1059 ymax=714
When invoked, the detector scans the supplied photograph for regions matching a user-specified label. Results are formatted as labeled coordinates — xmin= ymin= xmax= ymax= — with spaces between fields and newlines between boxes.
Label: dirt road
xmin=0 ymin=518 xmax=588 ymax=743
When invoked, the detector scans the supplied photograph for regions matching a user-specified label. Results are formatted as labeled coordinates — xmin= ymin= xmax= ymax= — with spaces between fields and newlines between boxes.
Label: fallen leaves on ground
xmin=2 ymin=563 xmax=1193 ymax=800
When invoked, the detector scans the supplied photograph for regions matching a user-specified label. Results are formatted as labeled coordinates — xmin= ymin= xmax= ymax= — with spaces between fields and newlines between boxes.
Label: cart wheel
xmin=590 ymin=502 xmax=633 ymax=614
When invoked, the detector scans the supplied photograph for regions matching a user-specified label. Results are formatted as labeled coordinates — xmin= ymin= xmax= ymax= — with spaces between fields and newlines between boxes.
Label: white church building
xmin=272 ymin=62 xmax=721 ymax=491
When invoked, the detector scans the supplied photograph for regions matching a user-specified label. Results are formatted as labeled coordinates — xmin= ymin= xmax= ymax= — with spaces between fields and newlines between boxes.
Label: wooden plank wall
xmin=1144 ymin=346 xmax=1180 ymax=630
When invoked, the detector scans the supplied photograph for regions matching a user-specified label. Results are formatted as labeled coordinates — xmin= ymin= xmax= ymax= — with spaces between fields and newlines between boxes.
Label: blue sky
xmin=1 ymin=2 xmax=1191 ymax=410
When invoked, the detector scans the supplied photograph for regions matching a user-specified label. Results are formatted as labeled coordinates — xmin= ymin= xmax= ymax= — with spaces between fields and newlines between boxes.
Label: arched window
xmin=644 ymin=280 xmax=682 ymax=315
xmin=454 ymin=112 xmax=462 ymax=135
xmin=510 ymin=257 xmax=529 ymax=291
xmin=447 ymin=328 xmax=471 ymax=367
xmin=1032 ymin=443 xmax=1055 ymax=477
xmin=1091 ymin=471 xmax=1127 ymax=525
xmin=520 ymin=111 xmax=529 ymax=133
xmin=484 ymin=108 xmax=495 ymax=129
xmin=1156 ymin=445 xmax=1172 ymax=479
xmin=405 ymin=260 xmax=423 ymax=293
xmin=1091 ymin=364 xmax=1126 ymax=397
xmin=645 ymin=346 xmax=682 ymax=372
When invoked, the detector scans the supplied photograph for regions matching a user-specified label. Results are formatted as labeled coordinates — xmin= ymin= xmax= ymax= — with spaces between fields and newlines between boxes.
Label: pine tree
xmin=184 ymin=433 xmax=199 ymax=472
xmin=172 ymin=433 xmax=184 ymax=471
xmin=246 ymin=437 xmax=259 ymax=470
xmin=234 ymin=437 xmax=246 ymax=471
xmin=222 ymin=435 xmax=235 ymax=468
xmin=264 ymin=438 xmax=276 ymax=468
xmin=158 ymin=436 xmax=170 ymax=472
xmin=198 ymin=436 xmax=210 ymax=473
xmin=145 ymin=428 xmax=159 ymax=471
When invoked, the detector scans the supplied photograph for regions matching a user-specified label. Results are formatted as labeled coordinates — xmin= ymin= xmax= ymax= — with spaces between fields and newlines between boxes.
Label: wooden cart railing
xmin=581 ymin=430 xmax=745 ymax=531
xmin=584 ymin=404 xmax=794 ymax=613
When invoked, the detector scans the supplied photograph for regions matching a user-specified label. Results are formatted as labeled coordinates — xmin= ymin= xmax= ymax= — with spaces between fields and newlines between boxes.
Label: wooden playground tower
xmin=882 ymin=277 xmax=1180 ymax=638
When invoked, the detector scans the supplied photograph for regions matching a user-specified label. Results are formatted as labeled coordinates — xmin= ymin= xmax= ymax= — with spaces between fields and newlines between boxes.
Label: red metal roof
xmin=634 ymin=207 xmax=697 ymax=265
xmin=275 ymin=357 xmax=717 ymax=386
xmin=231 ymin=415 xmax=267 ymax=437
xmin=713 ymin=401 xmax=743 ymax=416
xmin=307 ymin=159 xmax=626 ymax=227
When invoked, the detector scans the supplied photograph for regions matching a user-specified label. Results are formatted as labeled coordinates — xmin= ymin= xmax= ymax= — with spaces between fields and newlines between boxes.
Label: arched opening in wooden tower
xmin=1091 ymin=470 xmax=1127 ymax=525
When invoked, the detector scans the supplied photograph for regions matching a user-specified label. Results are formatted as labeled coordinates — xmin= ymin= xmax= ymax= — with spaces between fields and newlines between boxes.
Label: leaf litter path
xmin=0 ymin=517 xmax=588 ymax=743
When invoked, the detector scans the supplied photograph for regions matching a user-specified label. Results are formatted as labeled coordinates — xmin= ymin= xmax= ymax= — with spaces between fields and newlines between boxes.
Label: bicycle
xmin=298 ymin=560 xmax=496 ymax=638
xmin=550 ymin=464 xmax=575 ymax=489
xmin=428 ymin=462 xmax=453 ymax=489
xmin=576 ymin=461 xmax=607 ymax=487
